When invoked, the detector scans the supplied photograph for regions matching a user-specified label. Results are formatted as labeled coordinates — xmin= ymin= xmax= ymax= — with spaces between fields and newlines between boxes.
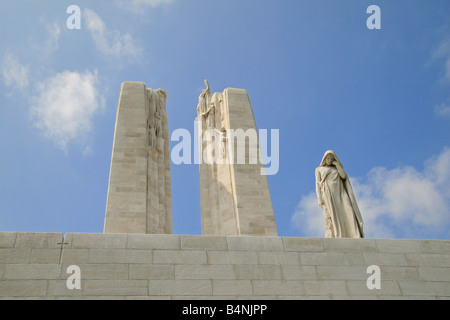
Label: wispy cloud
xmin=116 ymin=0 xmax=174 ymax=12
xmin=292 ymin=148 xmax=450 ymax=239
xmin=1 ymin=53 xmax=30 ymax=90
xmin=432 ymin=37 xmax=450 ymax=83
xmin=30 ymin=70 xmax=105 ymax=151
xmin=84 ymin=8 xmax=143 ymax=61
xmin=435 ymin=101 xmax=450 ymax=117
xmin=42 ymin=21 xmax=62 ymax=55
xmin=431 ymin=36 xmax=450 ymax=118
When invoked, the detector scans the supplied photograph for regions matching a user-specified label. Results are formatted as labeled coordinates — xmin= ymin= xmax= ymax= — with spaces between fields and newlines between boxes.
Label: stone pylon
xmin=196 ymin=81 xmax=278 ymax=236
xmin=104 ymin=82 xmax=172 ymax=234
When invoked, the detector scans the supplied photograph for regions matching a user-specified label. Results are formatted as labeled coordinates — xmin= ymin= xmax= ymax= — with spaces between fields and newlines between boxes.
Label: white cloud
xmin=116 ymin=0 xmax=174 ymax=12
xmin=131 ymin=0 xmax=174 ymax=7
xmin=292 ymin=148 xmax=450 ymax=239
xmin=84 ymin=9 xmax=143 ymax=61
xmin=432 ymin=37 xmax=450 ymax=118
xmin=425 ymin=147 xmax=450 ymax=197
xmin=432 ymin=37 xmax=450 ymax=83
xmin=30 ymin=70 xmax=105 ymax=151
xmin=435 ymin=101 xmax=450 ymax=117
xmin=42 ymin=22 xmax=61 ymax=55
xmin=291 ymin=192 xmax=325 ymax=238
xmin=1 ymin=53 xmax=30 ymax=90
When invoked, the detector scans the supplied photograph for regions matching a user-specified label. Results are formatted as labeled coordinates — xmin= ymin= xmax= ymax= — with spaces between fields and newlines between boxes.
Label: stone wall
xmin=0 ymin=232 xmax=449 ymax=299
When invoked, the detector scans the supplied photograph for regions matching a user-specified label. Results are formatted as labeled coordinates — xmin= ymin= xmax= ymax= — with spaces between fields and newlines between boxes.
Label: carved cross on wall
xmin=57 ymin=240 xmax=69 ymax=264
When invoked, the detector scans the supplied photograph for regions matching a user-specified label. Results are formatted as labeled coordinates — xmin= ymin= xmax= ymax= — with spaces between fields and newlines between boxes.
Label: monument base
xmin=0 ymin=232 xmax=449 ymax=299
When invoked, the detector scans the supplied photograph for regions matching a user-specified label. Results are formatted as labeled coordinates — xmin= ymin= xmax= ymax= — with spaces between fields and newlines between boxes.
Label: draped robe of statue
xmin=315 ymin=150 xmax=364 ymax=238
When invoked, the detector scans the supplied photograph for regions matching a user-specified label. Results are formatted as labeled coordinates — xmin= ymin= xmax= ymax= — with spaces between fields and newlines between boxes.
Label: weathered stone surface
xmin=196 ymin=84 xmax=277 ymax=236
xmin=104 ymin=82 xmax=172 ymax=234
xmin=0 ymin=232 xmax=448 ymax=300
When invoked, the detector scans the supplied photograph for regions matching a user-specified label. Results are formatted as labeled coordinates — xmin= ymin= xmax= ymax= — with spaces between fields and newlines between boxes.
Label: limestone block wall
xmin=0 ymin=232 xmax=449 ymax=299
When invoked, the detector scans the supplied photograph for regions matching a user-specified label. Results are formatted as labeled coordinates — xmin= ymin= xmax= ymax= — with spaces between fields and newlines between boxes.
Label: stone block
xmin=418 ymin=267 xmax=450 ymax=281
xmin=282 ymin=237 xmax=324 ymax=252
xmin=84 ymin=280 xmax=148 ymax=296
xmin=323 ymin=238 xmax=378 ymax=253
xmin=3 ymin=264 xmax=61 ymax=280
xmin=227 ymin=236 xmax=283 ymax=251
xmin=0 ymin=248 xmax=30 ymax=264
xmin=61 ymin=249 xmax=89 ymax=264
xmin=129 ymin=264 xmax=174 ymax=280
xmin=316 ymin=265 xmax=368 ymax=280
xmin=212 ymin=280 xmax=253 ymax=296
xmin=127 ymin=234 xmax=180 ymax=250
xmin=333 ymin=295 xmax=379 ymax=300
xmin=235 ymin=265 xmax=282 ymax=280
xmin=207 ymin=251 xmax=258 ymax=265
xmin=378 ymin=295 xmax=437 ymax=300
xmin=88 ymin=249 xmax=152 ymax=264
xmin=125 ymin=295 xmax=172 ymax=300
xmin=181 ymin=235 xmax=228 ymax=251
xmin=252 ymin=280 xmax=305 ymax=296
xmin=405 ymin=253 xmax=450 ymax=267
xmin=362 ymin=252 xmax=408 ymax=266
xmin=0 ymin=233 xmax=17 ymax=248
xmin=60 ymin=264 xmax=129 ymax=280
xmin=175 ymin=265 xmax=235 ymax=280
xmin=47 ymin=280 xmax=83 ymax=297
xmin=153 ymin=250 xmax=207 ymax=265
xmin=66 ymin=233 xmax=127 ymax=249
xmin=0 ymin=280 xmax=47 ymax=297
xmin=15 ymin=233 xmax=63 ymax=248
xmin=378 ymin=266 xmax=420 ymax=281
xmin=375 ymin=239 xmax=421 ymax=253
xmin=281 ymin=265 xmax=317 ymax=280
xmin=303 ymin=280 xmax=348 ymax=296
xmin=398 ymin=281 xmax=450 ymax=297
xmin=236 ymin=295 xmax=279 ymax=300
xmin=372 ymin=278 xmax=418 ymax=297
xmin=418 ymin=240 xmax=450 ymax=253
xmin=258 ymin=251 xmax=300 ymax=265
xmin=300 ymin=252 xmax=365 ymax=266
xmin=148 ymin=280 xmax=212 ymax=296
xmin=30 ymin=249 xmax=61 ymax=264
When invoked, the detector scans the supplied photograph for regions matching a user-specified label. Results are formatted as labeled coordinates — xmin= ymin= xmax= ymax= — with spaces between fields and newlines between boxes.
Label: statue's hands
xmin=332 ymin=160 xmax=339 ymax=167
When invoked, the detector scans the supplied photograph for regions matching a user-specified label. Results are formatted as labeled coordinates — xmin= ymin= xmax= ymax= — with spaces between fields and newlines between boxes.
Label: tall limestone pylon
xmin=104 ymin=82 xmax=172 ymax=234
xmin=196 ymin=80 xmax=278 ymax=236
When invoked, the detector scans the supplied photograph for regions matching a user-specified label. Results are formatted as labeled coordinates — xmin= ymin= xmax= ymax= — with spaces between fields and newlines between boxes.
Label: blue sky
xmin=1 ymin=0 xmax=449 ymax=239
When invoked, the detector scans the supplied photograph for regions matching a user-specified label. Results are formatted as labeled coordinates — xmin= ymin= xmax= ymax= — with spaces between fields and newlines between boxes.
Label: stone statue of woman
xmin=315 ymin=150 xmax=364 ymax=238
